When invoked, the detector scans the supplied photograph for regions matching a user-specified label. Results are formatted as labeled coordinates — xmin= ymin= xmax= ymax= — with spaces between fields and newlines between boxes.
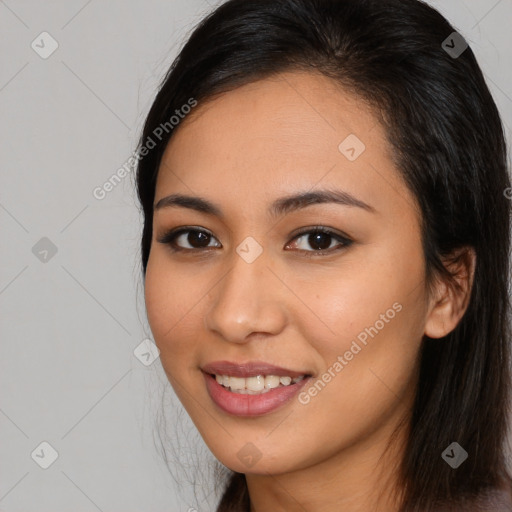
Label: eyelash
xmin=157 ymin=225 xmax=353 ymax=258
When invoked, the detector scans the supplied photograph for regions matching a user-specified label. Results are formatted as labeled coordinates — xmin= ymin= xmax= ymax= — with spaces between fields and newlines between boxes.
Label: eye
xmin=285 ymin=226 xmax=353 ymax=256
xmin=157 ymin=227 xmax=221 ymax=251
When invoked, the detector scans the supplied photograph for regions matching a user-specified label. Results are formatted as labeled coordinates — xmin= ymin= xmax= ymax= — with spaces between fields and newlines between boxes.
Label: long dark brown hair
xmin=135 ymin=0 xmax=512 ymax=510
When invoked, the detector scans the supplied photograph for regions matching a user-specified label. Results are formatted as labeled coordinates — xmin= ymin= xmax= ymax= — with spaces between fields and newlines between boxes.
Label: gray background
xmin=1 ymin=1 xmax=511 ymax=511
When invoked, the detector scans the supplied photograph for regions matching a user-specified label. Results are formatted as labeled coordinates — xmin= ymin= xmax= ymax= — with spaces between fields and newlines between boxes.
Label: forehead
xmin=155 ymin=71 xmax=414 ymax=220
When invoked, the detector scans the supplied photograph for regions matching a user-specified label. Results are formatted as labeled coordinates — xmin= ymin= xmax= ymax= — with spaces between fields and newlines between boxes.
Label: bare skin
xmin=144 ymin=71 xmax=475 ymax=511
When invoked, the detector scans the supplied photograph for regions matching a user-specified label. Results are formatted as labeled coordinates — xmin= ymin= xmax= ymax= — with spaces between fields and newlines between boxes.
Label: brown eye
xmin=158 ymin=228 xmax=221 ymax=251
xmin=286 ymin=227 xmax=353 ymax=256
xmin=185 ymin=230 xmax=213 ymax=248
xmin=305 ymin=232 xmax=335 ymax=250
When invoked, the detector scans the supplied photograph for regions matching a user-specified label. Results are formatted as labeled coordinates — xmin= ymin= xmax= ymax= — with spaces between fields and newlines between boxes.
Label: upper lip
xmin=202 ymin=360 xmax=311 ymax=378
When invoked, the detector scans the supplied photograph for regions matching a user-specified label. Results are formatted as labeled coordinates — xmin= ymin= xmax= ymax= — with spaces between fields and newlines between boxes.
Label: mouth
xmin=201 ymin=361 xmax=312 ymax=416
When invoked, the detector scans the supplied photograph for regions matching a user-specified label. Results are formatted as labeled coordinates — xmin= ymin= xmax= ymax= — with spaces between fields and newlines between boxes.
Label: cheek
xmin=275 ymin=290 xmax=423 ymax=469
xmin=144 ymin=253 xmax=204 ymax=369
xmin=289 ymin=240 xmax=426 ymax=412
xmin=291 ymin=245 xmax=424 ymax=358
xmin=144 ymin=255 xmax=174 ymax=343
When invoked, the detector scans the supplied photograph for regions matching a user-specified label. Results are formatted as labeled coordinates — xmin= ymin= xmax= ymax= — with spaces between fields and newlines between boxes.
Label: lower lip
xmin=203 ymin=372 xmax=310 ymax=417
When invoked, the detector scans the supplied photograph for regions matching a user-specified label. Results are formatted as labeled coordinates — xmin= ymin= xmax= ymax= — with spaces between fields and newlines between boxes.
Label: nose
xmin=203 ymin=244 xmax=288 ymax=344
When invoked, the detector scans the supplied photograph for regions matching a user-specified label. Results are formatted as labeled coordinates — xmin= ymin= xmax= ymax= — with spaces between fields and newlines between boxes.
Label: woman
xmin=135 ymin=0 xmax=512 ymax=510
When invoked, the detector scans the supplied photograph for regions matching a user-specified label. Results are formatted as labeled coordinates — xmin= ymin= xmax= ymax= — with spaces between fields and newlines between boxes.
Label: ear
xmin=424 ymin=247 xmax=476 ymax=339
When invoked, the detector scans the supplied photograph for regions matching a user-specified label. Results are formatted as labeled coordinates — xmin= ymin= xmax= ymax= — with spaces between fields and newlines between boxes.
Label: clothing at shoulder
xmin=436 ymin=485 xmax=512 ymax=511
xmin=476 ymin=486 xmax=512 ymax=511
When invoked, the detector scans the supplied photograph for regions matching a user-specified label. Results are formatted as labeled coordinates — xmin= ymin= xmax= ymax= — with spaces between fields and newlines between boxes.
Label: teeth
xmin=246 ymin=375 xmax=265 ymax=392
xmin=214 ymin=374 xmax=306 ymax=393
xmin=229 ymin=376 xmax=245 ymax=391
xmin=264 ymin=375 xmax=280 ymax=389
xmin=279 ymin=376 xmax=292 ymax=386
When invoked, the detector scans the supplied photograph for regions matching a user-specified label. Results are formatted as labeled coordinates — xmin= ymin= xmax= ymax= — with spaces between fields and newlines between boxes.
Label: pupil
xmin=189 ymin=231 xmax=210 ymax=247
xmin=309 ymin=232 xmax=331 ymax=250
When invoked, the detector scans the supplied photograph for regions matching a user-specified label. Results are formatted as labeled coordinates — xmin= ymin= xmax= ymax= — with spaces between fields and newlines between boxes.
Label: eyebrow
xmin=154 ymin=189 xmax=376 ymax=218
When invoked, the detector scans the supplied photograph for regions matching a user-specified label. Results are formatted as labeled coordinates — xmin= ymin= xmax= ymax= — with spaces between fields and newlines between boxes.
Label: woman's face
xmin=145 ymin=71 xmax=431 ymax=476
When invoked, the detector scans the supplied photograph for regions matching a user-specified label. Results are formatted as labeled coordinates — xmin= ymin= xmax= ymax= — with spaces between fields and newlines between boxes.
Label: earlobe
xmin=424 ymin=247 xmax=476 ymax=339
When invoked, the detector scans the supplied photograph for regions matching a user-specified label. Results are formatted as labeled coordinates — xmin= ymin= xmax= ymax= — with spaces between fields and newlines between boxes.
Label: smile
xmin=201 ymin=361 xmax=312 ymax=416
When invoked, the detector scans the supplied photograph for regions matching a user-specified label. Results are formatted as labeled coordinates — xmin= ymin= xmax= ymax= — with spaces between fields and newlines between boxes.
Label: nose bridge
xmin=204 ymin=239 xmax=286 ymax=343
